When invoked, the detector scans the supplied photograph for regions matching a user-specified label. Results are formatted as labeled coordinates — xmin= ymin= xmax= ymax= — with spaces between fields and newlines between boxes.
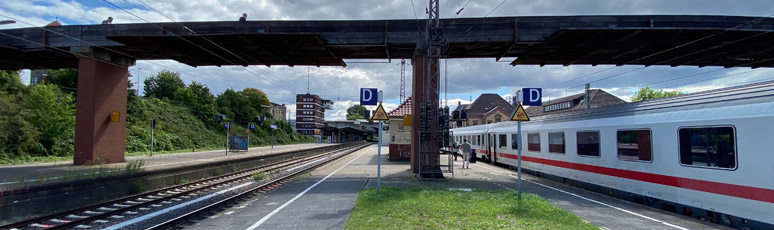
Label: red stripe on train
xmin=499 ymin=153 xmax=774 ymax=203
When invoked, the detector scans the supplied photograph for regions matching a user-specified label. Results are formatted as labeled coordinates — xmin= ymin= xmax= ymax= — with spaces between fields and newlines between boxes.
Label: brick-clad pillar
xmin=410 ymin=55 xmax=440 ymax=173
xmin=73 ymin=58 xmax=129 ymax=165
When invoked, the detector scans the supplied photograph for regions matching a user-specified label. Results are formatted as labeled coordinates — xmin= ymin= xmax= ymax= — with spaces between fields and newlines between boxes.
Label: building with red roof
xmin=387 ymin=97 xmax=412 ymax=161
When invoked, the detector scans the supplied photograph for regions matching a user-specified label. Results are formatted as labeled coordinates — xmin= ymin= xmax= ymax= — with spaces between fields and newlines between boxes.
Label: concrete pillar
xmin=73 ymin=57 xmax=131 ymax=165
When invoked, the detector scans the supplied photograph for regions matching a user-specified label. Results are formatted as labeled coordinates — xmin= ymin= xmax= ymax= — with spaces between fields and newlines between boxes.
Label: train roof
xmin=452 ymin=80 xmax=774 ymax=133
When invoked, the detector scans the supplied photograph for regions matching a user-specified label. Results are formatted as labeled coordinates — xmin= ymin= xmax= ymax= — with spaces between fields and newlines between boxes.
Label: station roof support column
xmin=72 ymin=47 xmax=135 ymax=165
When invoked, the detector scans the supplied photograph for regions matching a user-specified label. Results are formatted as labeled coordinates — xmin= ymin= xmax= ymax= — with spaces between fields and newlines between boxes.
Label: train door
xmin=492 ymin=133 xmax=498 ymax=163
xmin=487 ymin=133 xmax=494 ymax=163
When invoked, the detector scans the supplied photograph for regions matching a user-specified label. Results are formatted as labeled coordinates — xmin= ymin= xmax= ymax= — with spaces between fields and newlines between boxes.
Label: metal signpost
xmin=270 ymin=125 xmax=278 ymax=148
xmin=511 ymin=88 xmax=538 ymax=199
xmin=224 ymin=122 xmax=231 ymax=155
xmin=150 ymin=119 xmax=155 ymax=156
xmin=371 ymin=90 xmax=388 ymax=195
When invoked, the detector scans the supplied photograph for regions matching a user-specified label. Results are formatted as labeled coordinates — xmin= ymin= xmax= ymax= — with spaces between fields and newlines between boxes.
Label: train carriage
xmin=451 ymin=81 xmax=774 ymax=229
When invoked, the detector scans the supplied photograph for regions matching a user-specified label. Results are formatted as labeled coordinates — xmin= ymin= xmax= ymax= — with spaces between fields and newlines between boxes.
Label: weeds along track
xmin=2 ymin=143 xmax=371 ymax=230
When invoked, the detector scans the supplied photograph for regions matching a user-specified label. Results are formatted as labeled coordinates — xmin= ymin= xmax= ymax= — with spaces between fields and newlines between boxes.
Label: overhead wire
xmin=665 ymin=68 xmax=766 ymax=90
xmin=133 ymin=0 xmax=299 ymax=93
xmin=0 ymin=13 xmax=233 ymax=89
xmin=463 ymin=0 xmax=508 ymax=34
xmin=409 ymin=0 xmax=423 ymax=36
xmin=103 ymin=0 xmax=298 ymax=95
xmin=451 ymin=0 xmax=473 ymax=19
xmin=542 ymin=12 xmax=774 ymax=99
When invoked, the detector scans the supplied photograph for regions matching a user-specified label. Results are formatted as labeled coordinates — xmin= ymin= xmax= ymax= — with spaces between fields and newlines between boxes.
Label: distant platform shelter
xmin=387 ymin=97 xmax=412 ymax=161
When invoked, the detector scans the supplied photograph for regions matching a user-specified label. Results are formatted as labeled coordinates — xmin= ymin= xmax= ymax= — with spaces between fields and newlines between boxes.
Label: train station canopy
xmin=1 ymin=15 xmax=773 ymax=69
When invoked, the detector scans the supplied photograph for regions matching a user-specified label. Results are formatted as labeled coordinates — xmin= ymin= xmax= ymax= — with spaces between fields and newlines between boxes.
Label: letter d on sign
xmin=363 ymin=89 xmax=372 ymax=101
xmin=522 ymin=88 xmax=542 ymax=106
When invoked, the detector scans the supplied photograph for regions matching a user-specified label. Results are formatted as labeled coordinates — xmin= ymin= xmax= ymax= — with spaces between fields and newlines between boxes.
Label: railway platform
xmin=188 ymin=146 xmax=727 ymax=230
xmin=0 ymin=143 xmax=337 ymax=190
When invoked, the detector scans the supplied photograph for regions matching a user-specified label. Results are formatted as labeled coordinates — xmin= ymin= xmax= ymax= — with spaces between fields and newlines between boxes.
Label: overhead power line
xmin=133 ymin=0 xmax=299 ymax=93
xmin=102 ymin=0 xmax=298 ymax=94
xmin=543 ymin=12 xmax=774 ymax=99
xmin=0 ymin=13 xmax=233 ymax=89
xmin=451 ymin=0 xmax=473 ymax=19
xmin=464 ymin=0 xmax=508 ymax=34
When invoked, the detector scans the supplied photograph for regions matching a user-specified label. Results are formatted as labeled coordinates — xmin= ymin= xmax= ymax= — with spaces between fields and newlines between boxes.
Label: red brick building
xmin=295 ymin=94 xmax=333 ymax=136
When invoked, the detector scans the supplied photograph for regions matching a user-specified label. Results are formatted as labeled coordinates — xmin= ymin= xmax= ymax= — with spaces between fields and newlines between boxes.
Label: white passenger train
xmin=452 ymin=82 xmax=774 ymax=229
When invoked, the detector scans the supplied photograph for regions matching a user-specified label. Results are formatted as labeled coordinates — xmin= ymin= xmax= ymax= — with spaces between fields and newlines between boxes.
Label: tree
xmin=143 ymin=70 xmax=185 ymax=99
xmin=240 ymin=87 xmax=271 ymax=115
xmin=22 ymin=84 xmax=76 ymax=156
xmin=346 ymin=104 xmax=366 ymax=120
xmin=173 ymin=87 xmax=195 ymax=105
xmin=631 ymin=86 xmax=684 ymax=102
xmin=0 ymin=70 xmax=24 ymax=94
xmin=188 ymin=82 xmax=217 ymax=123
xmin=44 ymin=69 xmax=78 ymax=93
xmin=0 ymin=93 xmax=42 ymax=156
xmin=216 ymin=89 xmax=253 ymax=122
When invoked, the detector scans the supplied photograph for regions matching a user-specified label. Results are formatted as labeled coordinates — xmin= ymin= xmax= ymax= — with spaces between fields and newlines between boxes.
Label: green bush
xmin=0 ymin=69 xmax=315 ymax=164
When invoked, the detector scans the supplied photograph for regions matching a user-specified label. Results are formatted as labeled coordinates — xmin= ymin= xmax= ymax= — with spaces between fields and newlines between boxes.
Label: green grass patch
xmin=345 ymin=187 xmax=596 ymax=230
xmin=253 ymin=172 xmax=266 ymax=181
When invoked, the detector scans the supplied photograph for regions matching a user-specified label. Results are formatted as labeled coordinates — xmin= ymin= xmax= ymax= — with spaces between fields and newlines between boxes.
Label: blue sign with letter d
xmin=522 ymin=88 xmax=542 ymax=106
xmin=360 ymin=88 xmax=378 ymax=105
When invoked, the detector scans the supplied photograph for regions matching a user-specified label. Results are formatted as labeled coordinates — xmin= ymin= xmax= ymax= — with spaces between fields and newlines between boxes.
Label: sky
xmin=2 ymin=0 xmax=774 ymax=121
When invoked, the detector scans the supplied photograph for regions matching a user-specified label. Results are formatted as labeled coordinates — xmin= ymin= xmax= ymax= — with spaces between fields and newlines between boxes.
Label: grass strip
xmin=345 ymin=186 xmax=596 ymax=230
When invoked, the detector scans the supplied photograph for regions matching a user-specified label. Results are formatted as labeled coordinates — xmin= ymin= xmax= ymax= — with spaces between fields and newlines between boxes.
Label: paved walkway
xmin=188 ymin=146 xmax=728 ymax=230
xmin=0 ymin=143 xmax=336 ymax=189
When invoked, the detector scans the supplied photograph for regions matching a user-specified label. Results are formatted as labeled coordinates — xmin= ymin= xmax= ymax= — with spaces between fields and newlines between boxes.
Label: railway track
xmin=2 ymin=143 xmax=370 ymax=230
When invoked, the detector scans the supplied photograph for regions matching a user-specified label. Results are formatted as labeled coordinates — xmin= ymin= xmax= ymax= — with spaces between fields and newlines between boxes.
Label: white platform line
xmin=245 ymin=146 xmax=372 ymax=230
xmin=477 ymin=164 xmax=689 ymax=230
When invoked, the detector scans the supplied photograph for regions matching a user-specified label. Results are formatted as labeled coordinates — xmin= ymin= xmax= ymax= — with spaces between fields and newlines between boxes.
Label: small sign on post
xmin=510 ymin=104 xmax=530 ymax=122
xmin=370 ymin=104 xmax=389 ymax=121
xmin=512 ymin=89 xmax=536 ymax=199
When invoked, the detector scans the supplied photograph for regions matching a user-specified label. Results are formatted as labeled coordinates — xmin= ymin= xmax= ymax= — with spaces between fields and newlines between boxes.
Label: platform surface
xmin=0 ymin=143 xmax=337 ymax=190
xmin=188 ymin=146 xmax=728 ymax=230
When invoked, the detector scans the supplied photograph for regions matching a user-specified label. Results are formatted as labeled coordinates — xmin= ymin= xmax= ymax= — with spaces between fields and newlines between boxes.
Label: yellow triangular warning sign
xmin=510 ymin=104 xmax=530 ymax=121
xmin=371 ymin=103 xmax=390 ymax=121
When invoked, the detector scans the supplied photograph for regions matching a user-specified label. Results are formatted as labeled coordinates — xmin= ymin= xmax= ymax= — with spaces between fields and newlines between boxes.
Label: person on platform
xmin=460 ymin=139 xmax=471 ymax=169
xmin=452 ymin=140 xmax=459 ymax=161
xmin=239 ymin=13 xmax=247 ymax=22
xmin=102 ymin=17 xmax=113 ymax=24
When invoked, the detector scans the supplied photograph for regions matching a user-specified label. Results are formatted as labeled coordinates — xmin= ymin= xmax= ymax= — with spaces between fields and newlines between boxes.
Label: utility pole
xmin=585 ymin=83 xmax=591 ymax=109
xmin=400 ymin=59 xmax=406 ymax=104
xmin=150 ymin=119 xmax=155 ymax=156
xmin=136 ymin=68 xmax=141 ymax=96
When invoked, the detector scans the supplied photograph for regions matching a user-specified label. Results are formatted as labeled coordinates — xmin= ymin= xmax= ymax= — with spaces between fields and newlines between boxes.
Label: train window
xmin=478 ymin=135 xmax=481 ymax=145
xmin=617 ymin=129 xmax=652 ymax=162
xmin=678 ymin=126 xmax=736 ymax=169
xmin=499 ymin=134 xmax=507 ymax=148
xmin=577 ymin=131 xmax=600 ymax=157
xmin=511 ymin=134 xmax=518 ymax=149
xmin=528 ymin=133 xmax=540 ymax=152
xmin=549 ymin=132 xmax=565 ymax=154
